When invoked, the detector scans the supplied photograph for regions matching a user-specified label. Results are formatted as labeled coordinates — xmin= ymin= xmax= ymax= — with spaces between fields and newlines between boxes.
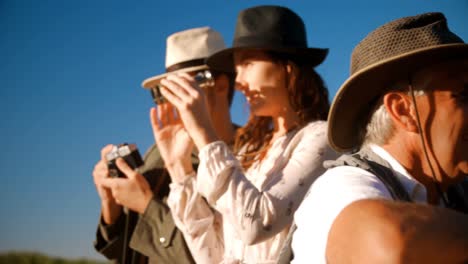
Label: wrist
xmin=101 ymin=197 xmax=118 ymax=208
xmin=194 ymin=128 xmax=218 ymax=150
xmin=166 ymin=161 xmax=195 ymax=184
xmin=101 ymin=201 xmax=122 ymax=225
xmin=136 ymin=191 xmax=154 ymax=215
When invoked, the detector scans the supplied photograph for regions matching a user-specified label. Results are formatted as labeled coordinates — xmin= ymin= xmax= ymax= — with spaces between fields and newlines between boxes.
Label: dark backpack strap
xmin=282 ymin=153 xmax=413 ymax=263
xmin=357 ymin=154 xmax=468 ymax=213
xmin=357 ymin=156 xmax=412 ymax=202
xmin=330 ymin=153 xmax=412 ymax=202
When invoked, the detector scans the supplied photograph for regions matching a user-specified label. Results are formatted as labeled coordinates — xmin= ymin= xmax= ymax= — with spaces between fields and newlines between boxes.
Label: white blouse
xmin=167 ymin=121 xmax=337 ymax=264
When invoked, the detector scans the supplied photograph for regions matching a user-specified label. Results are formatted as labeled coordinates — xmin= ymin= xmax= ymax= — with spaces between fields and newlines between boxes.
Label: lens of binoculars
xmin=151 ymin=70 xmax=215 ymax=104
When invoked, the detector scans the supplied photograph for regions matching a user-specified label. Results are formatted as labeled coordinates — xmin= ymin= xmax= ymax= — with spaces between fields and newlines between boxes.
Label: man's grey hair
xmin=362 ymin=82 xmax=425 ymax=147
xmin=362 ymin=58 xmax=463 ymax=147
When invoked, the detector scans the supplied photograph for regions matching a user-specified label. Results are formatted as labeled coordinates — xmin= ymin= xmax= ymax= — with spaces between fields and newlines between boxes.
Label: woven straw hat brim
xmin=141 ymin=65 xmax=208 ymax=89
xmin=207 ymin=46 xmax=328 ymax=73
xmin=328 ymin=43 xmax=468 ymax=153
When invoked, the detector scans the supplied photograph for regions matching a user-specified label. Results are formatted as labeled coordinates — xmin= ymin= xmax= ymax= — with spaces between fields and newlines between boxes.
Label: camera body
xmin=106 ymin=143 xmax=144 ymax=178
xmin=151 ymin=70 xmax=215 ymax=104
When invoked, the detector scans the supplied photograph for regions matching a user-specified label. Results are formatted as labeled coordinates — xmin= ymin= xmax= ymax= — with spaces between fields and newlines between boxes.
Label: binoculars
xmin=150 ymin=70 xmax=215 ymax=104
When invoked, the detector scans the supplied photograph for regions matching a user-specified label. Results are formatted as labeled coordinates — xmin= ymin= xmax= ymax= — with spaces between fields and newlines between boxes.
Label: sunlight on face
xmin=233 ymin=50 xmax=291 ymax=117
xmin=413 ymin=59 xmax=468 ymax=181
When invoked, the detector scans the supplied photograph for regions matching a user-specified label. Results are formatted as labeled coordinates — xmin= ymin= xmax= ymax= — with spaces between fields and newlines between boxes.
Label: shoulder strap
xmin=282 ymin=151 xmax=413 ymax=263
xmin=351 ymin=155 xmax=412 ymax=202
xmin=324 ymin=149 xmax=412 ymax=202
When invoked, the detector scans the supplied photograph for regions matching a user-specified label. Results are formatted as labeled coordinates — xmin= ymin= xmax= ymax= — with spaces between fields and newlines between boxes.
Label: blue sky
xmin=1 ymin=0 xmax=467 ymax=260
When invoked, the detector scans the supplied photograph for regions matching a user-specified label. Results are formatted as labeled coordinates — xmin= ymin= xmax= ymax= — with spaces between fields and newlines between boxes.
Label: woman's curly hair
xmin=234 ymin=51 xmax=330 ymax=169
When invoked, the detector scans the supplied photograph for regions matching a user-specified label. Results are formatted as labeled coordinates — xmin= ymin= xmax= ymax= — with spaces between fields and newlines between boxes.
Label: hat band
xmin=233 ymin=35 xmax=307 ymax=49
xmin=166 ymin=58 xmax=206 ymax=72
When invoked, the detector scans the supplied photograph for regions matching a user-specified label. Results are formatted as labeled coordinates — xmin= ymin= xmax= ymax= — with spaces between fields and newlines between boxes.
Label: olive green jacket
xmin=94 ymin=144 xmax=197 ymax=264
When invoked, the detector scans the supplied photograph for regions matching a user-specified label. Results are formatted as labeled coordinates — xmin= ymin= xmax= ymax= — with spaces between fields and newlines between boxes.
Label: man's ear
xmin=383 ymin=92 xmax=419 ymax=133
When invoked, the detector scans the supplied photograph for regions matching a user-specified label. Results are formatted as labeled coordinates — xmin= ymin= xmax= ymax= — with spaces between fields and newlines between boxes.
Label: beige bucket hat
xmin=142 ymin=27 xmax=226 ymax=89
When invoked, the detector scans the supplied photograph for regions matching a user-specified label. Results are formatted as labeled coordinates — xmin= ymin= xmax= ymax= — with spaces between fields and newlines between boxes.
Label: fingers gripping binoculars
xmin=150 ymin=70 xmax=215 ymax=104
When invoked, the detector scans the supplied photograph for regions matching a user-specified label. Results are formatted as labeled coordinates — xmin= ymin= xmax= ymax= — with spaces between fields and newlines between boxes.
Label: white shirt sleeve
xmin=196 ymin=122 xmax=337 ymax=245
xmin=167 ymin=176 xmax=224 ymax=264
xmin=292 ymin=166 xmax=394 ymax=264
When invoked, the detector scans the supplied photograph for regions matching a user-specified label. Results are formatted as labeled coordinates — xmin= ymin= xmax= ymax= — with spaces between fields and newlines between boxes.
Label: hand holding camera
xmin=106 ymin=143 xmax=144 ymax=178
xmin=93 ymin=145 xmax=118 ymax=203
xmin=98 ymin=143 xmax=153 ymax=214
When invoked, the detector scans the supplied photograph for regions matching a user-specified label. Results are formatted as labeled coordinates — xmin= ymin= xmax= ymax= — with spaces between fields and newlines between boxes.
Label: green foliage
xmin=0 ymin=252 xmax=108 ymax=264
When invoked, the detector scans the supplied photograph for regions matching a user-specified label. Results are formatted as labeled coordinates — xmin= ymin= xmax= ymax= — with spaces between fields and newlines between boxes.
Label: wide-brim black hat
xmin=206 ymin=5 xmax=328 ymax=72
xmin=328 ymin=12 xmax=468 ymax=153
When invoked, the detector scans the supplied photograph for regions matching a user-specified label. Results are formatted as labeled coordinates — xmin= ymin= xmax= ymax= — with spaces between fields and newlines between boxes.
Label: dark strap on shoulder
xmin=323 ymin=149 xmax=412 ymax=202
xmin=345 ymin=149 xmax=468 ymax=213
xmin=352 ymin=154 xmax=412 ymax=202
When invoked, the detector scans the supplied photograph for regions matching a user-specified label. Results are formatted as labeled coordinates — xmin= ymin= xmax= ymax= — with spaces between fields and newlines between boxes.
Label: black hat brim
xmin=206 ymin=46 xmax=328 ymax=73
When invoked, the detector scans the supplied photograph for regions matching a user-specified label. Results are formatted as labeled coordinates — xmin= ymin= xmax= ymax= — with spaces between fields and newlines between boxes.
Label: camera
xmin=106 ymin=143 xmax=144 ymax=178
xmin=150 ymin=70 xmax=215 ymax=104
